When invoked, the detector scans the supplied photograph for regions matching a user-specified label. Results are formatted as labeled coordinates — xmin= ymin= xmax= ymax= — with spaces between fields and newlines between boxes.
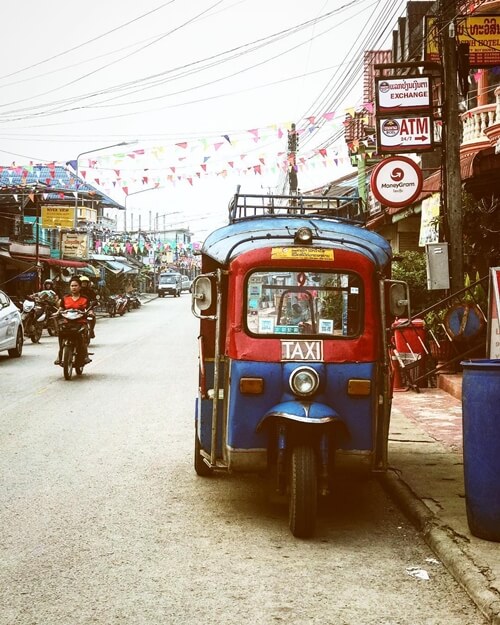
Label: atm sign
xmin=377 ymin=116 xmax=433 ymax=153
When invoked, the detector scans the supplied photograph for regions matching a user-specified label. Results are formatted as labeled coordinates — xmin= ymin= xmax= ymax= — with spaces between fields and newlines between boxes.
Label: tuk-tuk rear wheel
xmin=194 ymin=432 xmax=212 ymax=477
xmin=288 ymin=445 xmax=317 ymax=538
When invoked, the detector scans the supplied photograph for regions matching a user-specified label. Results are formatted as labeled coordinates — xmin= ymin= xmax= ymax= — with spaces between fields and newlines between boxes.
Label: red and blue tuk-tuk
xmin=191 ymin=191 xmax=408 ymax=537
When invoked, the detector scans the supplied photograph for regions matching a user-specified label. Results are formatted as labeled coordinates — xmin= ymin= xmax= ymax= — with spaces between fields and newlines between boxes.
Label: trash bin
xmin=461 ymin=359 xmax=500 ymax=541
xmin=392 ymin=319 xmax=427 ymax=387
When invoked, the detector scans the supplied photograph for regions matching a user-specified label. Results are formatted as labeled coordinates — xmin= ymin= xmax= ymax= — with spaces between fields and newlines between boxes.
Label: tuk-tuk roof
xmin=202 ymin=215 xmax=392 ymax=270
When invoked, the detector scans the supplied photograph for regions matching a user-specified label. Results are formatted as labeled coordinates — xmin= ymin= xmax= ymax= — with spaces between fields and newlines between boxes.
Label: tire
xmin=194 ymin=431 xmax=212 ymax=477
xmin=8 ymin=328 xmax=23 ymax=358
xmin=63 ymin=344 xmax=74 ymax=380
xmin=288 ymin=445 xmax=317 ymax=538
xmin=31 ymin=322 xmax=43 ymax=343
xmin=47 ymin=324 xmax=57 ymax=337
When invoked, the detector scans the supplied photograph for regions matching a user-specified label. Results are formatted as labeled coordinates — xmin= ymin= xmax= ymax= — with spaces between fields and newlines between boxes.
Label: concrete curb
xmin=380 ymin=469 xmax=500 ymax=625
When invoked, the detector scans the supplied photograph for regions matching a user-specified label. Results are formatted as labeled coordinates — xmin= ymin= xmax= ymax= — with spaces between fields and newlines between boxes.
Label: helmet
xmin=43 ymin=279 xmax=53 ymax=287
xmin=80 ymin=275 xmax=90 ymax=283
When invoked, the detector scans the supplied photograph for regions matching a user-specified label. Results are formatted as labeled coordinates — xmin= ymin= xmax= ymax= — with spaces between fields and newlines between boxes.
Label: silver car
xmin=0 ymin=290 xmax=23 ymax=357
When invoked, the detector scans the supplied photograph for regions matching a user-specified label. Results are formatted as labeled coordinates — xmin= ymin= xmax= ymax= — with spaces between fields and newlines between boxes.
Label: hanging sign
xmin=370 ymin=156 xmax=423 ymax=208
xmin=375 ymin=76 xmax=431 ymax=112
xmin=377 ymin=116 xmax=433 ymax=153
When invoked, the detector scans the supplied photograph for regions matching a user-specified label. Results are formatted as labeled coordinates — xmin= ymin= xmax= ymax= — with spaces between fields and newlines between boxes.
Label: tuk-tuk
xmin=191 ymin=191 xmax=409 ymax=537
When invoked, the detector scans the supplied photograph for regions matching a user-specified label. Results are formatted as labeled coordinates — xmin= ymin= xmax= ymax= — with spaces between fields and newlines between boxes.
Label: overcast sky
xmin=0 ymin=0 xmax=405 ymax=239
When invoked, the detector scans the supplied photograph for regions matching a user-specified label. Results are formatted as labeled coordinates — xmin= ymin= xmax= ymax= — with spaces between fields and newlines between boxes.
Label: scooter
xmin=21 ymin=296 xmax=45 ymax=343
xmin=55 ymin=308 xmax=93 ymax=380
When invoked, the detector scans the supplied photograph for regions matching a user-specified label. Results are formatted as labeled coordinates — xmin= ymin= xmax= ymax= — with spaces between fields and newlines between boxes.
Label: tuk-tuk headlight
xmin=289 ymin=366 xmax=320 ymax=397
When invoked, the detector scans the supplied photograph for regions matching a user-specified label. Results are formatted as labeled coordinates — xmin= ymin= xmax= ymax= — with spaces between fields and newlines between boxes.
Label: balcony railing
xmin=461 ymin=103 xmax=497 ymax=145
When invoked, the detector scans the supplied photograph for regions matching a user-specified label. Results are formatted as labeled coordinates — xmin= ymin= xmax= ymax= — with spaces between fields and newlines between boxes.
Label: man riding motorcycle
xmin=32 ymin=279 xmax=59 ymax=306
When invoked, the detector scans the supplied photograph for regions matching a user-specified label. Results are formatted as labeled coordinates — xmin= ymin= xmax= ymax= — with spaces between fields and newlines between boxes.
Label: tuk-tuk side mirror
xmin=192 ymin=275 xmax=213 ymax=313
xmin=388 ymin=281 xmax=410 ymax=317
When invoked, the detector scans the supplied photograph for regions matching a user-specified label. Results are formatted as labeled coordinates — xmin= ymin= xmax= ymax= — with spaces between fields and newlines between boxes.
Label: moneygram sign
xmin=376 ymin=76 xmax=431 ymax=112
xmin=370 ymin=156 xmax=423 ymax=209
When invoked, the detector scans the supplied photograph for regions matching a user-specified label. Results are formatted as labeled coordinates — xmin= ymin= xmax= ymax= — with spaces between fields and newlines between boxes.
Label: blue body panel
xmin=224 ymin=359 xmax=376 ymax=452
xmin=202 ymin=216 xmax=392 ymax=270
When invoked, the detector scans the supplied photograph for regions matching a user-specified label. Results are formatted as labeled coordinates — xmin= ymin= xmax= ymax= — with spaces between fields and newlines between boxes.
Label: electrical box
xmin=425 ymin=242 xmax=450 ymax=290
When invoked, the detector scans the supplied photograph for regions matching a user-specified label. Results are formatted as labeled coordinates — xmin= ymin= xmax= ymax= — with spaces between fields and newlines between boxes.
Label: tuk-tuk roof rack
xmin=228 ymin=190 xmax=365 ymax=226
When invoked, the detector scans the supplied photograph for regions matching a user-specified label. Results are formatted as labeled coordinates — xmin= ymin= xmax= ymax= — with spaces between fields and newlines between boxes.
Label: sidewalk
xmin=383 ymin=381 xmax=500 ymax=624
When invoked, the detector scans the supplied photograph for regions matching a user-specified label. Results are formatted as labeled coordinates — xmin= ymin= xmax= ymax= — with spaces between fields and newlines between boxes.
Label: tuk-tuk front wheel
xmin=288 ymin=445 xmax=317 ymax=538
xmin=194 ymin=432 xmax=212 ymax=477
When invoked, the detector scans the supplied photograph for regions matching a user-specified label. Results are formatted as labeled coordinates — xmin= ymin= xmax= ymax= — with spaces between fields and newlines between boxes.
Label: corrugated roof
xmin=0 ymin=163 xmax=123 ymax=210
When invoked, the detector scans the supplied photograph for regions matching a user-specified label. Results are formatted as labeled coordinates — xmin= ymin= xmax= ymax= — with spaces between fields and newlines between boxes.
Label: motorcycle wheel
xmin=31 ymin=323 xmax=43 ymax=343
xmin=288 ymin=445 xmax=317 ymax=538
xmin=47 ymin=326 xmax=57 ymax=336
xmin=63 ymin=344 xmax=74 ymax=380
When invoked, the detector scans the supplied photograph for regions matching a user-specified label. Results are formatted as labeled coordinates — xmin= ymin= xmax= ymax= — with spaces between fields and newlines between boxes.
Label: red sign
xmin=370 ymin=157 xmax=423 ymax=208
xmin=377 ymin=116 xmax=433 ymax=153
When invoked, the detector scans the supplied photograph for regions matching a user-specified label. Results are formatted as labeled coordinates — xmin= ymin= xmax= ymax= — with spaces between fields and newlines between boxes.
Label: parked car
xmin=157 ymin=272 xmax=182 ymax=297
xmin=0 ymin=290 xmax=23 ymax=357
xmin=180 ymin=274 xmax=192 ymax=293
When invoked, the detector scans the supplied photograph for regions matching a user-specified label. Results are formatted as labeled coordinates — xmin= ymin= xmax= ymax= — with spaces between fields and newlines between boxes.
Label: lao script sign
xmin=376 ymin=76 xmax=431 ymax=112
xmin=281 ymin=340 xmax=323 ymax=361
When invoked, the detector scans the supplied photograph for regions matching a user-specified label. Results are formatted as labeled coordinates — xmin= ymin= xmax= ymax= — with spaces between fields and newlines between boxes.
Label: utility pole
xmin=440 ymin=0 xmax=463 ymax=293
xmin=287 ymin=123 xmax=298 ymax=204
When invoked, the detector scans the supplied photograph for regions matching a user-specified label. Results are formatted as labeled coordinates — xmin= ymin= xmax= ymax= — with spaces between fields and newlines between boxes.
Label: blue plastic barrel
xmin=461 ymin=359 xmax=500 ymax=541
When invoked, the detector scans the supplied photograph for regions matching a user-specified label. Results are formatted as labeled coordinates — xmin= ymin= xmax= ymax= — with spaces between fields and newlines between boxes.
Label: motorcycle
xmin=126 ymin=292 xmax=141 ymax=310
xmin=115 ymin=294 xmax=129 ymax=316
xmin=21 ymin=296 xmax=45 ymax=343
xmin=55 ymin=308 xmax=93 ymax=380
xmin=39 ymin=300 xmax=59 ymax=336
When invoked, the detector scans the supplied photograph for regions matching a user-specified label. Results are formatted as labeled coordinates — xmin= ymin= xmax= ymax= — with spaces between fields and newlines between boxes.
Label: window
xmin=246 ymin=270 xmax=363 ymax=337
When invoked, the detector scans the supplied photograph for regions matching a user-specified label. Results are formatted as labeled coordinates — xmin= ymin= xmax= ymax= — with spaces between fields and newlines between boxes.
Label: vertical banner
xmin=487 ymin=267 xmax=500 ymax=358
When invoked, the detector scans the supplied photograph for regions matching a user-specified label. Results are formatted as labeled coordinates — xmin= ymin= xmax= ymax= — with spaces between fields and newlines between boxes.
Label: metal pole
xmin=72 ymin=141 xmax=137 ymax=231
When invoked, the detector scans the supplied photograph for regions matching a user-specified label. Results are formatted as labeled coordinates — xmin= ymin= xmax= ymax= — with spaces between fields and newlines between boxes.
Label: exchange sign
xmin=375 ymin=76 xmax=431 ymax=112
xmin=370 ymin=156 xmax=423 ymax=209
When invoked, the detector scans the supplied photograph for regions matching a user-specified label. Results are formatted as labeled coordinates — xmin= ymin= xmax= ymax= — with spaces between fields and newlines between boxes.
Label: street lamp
xmin=124 ymin=186 xmax=162 ymax=233
xmin=73 ymin=140 xmax=137 ymax=230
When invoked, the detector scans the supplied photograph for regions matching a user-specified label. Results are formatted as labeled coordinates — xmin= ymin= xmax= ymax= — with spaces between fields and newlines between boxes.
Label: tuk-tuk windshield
xmin=246 ymin=270 xmax=362 ymax=337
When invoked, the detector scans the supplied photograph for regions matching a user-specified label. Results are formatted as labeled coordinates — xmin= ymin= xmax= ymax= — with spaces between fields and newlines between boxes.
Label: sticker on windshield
xmin=271 ymin=248 xmax=334 ymax=261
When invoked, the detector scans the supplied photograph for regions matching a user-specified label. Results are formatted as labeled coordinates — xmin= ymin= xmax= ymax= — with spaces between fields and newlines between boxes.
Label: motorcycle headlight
xmin=289 ymin=366 xmax=320 ymax=397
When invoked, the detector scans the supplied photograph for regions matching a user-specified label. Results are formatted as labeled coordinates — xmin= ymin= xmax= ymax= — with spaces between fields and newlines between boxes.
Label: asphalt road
xmin=0 ymin=296 xmax=487 ymax=625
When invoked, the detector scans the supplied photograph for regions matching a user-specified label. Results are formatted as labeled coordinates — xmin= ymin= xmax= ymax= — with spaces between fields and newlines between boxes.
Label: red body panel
xmin=224 ymin=247 xmax=380 ymax=363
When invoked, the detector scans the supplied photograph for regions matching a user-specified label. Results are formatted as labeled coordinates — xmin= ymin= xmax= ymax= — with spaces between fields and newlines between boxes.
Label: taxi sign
xmin=370 ymin=156 xmax=423 ymax=209
xmin=377 ymin=116 xmax=433 ymax=153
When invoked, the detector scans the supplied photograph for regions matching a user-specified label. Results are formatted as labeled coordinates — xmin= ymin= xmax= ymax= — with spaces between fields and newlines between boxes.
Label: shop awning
xmin=42 ymin=258 xmax=89 ymax=268
xmin=98 ymin=260 xmax=138 ymax=275
xmin=0 ymin=250 xmax=35 ymax=269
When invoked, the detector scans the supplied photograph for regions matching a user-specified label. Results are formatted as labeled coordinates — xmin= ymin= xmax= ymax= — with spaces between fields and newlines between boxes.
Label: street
xmin=0 ymin=296 xmax=486 ymax=625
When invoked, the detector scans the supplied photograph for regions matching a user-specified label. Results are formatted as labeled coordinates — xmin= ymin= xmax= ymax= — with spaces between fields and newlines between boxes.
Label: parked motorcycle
xmin=39 ymin=300 xmax=59 ymax=336
xmin=126 ymin=292 xmax=141 ymax=311
xmin=21 ymin=296 xmax=45 ymax=343
xmin=115 ymin=294 xmax=129 ymax=316
xmin=55 ymin=308 xmax=93 ymax=380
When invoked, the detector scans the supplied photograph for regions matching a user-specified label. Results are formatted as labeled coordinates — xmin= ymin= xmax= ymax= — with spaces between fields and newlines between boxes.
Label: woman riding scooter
xmin=54 ymin=276 xmax=93 ymax=366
